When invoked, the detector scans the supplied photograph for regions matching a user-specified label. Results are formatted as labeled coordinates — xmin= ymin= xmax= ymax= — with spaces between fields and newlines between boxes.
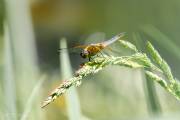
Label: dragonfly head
xmin=80 ymin=50 xmax=89 ymax=58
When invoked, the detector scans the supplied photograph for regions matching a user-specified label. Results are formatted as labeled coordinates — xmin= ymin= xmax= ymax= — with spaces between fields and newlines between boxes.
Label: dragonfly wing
xmin=101 ymin=32 xmax=126 ymax=47
xmin=58 ymin=47 xmax=82 ymax=55
xmin=73 ymin=45 xmax=88 ymax=49
xmin=105 ymin=46 xmax=124 ymax=55
xmin=59 ymin=43 xmax=92 ymax=55
xmin=85 ymin=32 xmax=106 ymax=44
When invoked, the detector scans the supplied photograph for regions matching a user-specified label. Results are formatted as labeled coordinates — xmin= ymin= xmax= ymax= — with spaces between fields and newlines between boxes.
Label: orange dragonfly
xmin=59 ymin=32 xmax=126 ymax=61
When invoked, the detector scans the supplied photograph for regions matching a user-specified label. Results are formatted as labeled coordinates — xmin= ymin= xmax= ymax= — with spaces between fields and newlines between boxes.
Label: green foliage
xmin=42 ymin=39 xmax=180 ymax=108
xmin=118 ymin=40 xmax=138 ymax=52
xmin=147 ymin=41 xmax=174 ymax=83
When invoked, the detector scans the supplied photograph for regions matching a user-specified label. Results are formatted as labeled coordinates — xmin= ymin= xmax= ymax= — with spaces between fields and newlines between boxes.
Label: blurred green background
xmin=1 ymin=0 xmax=180 ymax=120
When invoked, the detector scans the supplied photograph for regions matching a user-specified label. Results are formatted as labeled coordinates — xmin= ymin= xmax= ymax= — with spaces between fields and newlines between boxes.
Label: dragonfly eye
xmin=80 ymin=51 xmax=88 ymax=58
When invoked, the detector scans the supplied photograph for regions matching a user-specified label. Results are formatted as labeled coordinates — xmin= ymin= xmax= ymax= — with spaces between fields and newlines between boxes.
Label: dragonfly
xmin=59 ymin=32 xmax=126 ymax=61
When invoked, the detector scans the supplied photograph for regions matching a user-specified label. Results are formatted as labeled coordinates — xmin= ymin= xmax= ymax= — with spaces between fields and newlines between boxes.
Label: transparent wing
xmin=101 ymin=32 xmax=126 ymax=47
xmin=58 ymin=45 xmax=88 ymax=55
xmin=73 ymin=45 xmax=88 ymax=49
xmin=84 ymin=32 xmax=106 ymax=44
xmin=58 ymin=47 xmax=80 ymax=55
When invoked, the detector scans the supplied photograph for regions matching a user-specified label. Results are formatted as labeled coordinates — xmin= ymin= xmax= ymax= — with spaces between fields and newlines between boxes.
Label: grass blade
xmin=20 ymin=75 xmax=46 ymax=120
xmin=4 ymin=0 xmax=42 ymax=119
xmin=60 ymin=38 xmax=82 ymax=120
xmin=3 ymin=22 xmax=17 ymax=120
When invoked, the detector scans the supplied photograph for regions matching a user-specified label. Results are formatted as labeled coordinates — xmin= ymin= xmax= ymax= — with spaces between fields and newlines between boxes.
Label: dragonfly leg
xmin=88 ymin=56 xmax=93 ymax=61
xmin=99 ymin=51 xmax=106 ymax=58
xmin=89 ymin=56 xmax=97 ymax=61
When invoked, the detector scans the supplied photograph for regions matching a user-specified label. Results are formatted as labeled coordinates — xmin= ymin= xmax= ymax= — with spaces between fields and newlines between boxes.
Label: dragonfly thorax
xmin=80 ymin=44 xmax=104 ymax=59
